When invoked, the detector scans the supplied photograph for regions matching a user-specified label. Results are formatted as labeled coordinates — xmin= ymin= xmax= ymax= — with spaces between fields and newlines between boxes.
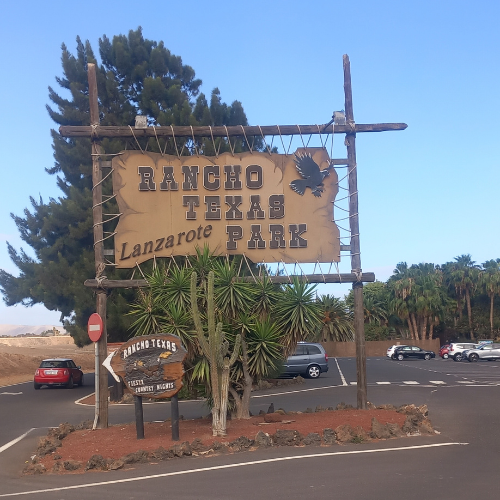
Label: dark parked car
xmin=392 ymin=346 xmax=436 ymax=361
xmin=34 ymin=358 xmax=84 ymax=389
xmin=283 ymin=342 xmax=329 ymax=378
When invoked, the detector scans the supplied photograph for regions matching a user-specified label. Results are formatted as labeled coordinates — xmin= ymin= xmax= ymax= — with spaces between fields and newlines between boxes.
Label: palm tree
xmin=317 ymin=294 xmax=354 ymax=342
xmin=452 ymin=255 xmax=480 ymax=339
xmin=481 ymin=259 xmax=500 ymax=335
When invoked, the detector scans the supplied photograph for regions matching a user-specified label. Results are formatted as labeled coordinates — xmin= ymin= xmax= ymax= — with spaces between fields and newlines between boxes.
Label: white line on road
xmin=376 ymin=382 xmax=391 ymax=385
xmin=334 ymin=358 xmax=348 ymax=386
xmin=0 ymin=392 xmax=23 ymax=395
xmin=402 ymin=381 xmax=420 ymax=385
xmin=429 ymin=381 xmax=446 ymax=385
xmin=0 ymin=442 xmax=468 ymax=497
xmin=0 ymin=429 xmax=36 ymax=454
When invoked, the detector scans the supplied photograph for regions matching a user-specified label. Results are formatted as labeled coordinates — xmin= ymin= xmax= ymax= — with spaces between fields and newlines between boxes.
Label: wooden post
xmin=88 ymin=63 xmax=109 ymax=428
xmin=171 ymin=394 xmax=180 ymax=441
xmin=343 ymin=54 xmax=367 ymax=410
xmin=134 ymin=396 xmax=145 ymax=439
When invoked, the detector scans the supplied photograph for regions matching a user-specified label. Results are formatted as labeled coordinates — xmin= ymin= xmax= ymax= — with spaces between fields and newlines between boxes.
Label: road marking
xmin=376 ymin=382 xmax=391 ymax=385
xmin=350 ymin=381 xmax=357 ymax=385
xmin=457 ymin=381 xmax=473 ymax=384
xmin=334 ymin=358 xmax=348 ymax=386
xmin=402 ymin=381 xmax=419 ymax=385
xmin=429 ymin=381 xmax=446 ymax=384
xmin=0 ymin=429 xmax=36 ymax=454
xmin=0 ymin=392 xmax=22 ymax=395
xmin=0 ymin=442 xmax=468 ymax=497
xmin=0 ymin=381 xmax=31 ymax=389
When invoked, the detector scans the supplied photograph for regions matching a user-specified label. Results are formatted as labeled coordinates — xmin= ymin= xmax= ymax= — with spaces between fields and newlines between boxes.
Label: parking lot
xmin=1 ymin=355 xmax=499 ymax=499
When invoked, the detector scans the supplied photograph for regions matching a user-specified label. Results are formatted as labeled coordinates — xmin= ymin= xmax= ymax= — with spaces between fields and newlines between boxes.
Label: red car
xmin=34 ymin=358 xmax=84 ymax=389
xmin=439 ymin=345 xmax=451 ymax=359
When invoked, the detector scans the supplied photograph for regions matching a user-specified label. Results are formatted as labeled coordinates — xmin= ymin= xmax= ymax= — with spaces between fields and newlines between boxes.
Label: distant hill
xmin=0 ymin=325 xmax=67 ymax=337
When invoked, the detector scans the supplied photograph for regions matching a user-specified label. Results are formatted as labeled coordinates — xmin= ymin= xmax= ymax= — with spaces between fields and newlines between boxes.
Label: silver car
xmin=463 ymin=343 xmax=500 ymax=362
xmin=283 ymin=342 xmax=329 ymax=378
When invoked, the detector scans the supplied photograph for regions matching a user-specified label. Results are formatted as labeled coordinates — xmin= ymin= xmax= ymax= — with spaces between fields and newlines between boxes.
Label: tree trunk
xmin=218 ymin=363 xmax=231 ymax=436
xmin=490 ymin=293 xmax=494 ymax=335
xmin=238 ymin=338 xmax=253 ymax=419
xmin=411 ymin=314 xmax=419 ymax=340
xmin=421 ymin=315 xmax=427 ymax=339
xmin=407 ymin=318 xmax=414 ymax=339
xmin=429 ymin=319 xmax=434 ymax=340
xmin=465 ymin=288 xmax=474 ymax=340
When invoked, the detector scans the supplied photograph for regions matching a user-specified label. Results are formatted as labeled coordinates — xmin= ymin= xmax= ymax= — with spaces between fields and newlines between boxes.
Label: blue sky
xmin=1 ymin=0 xmax=499 ymax=326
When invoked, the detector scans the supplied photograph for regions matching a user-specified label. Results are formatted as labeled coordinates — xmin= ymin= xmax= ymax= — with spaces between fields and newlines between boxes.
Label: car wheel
xmin=424 ymin=354 xmax=431 ymax=360
xmin=78 ymin=374 xmax=84 ymax=386
xmin=469 ymin=353 xmax=479 ymax=362
xmin=454 ymin=353 xmax=462 ymax=362
xmin=34 ymin=382 xmax=41 ymax=390
xmin=442 ymin=353 xmax=449 ymax=359
xmin=397 ymin=353 xmax=404 ymax=361
xmin=66 ymin=376 xmax=74 ymax=389
xmin=307 ymin=365 xmax=321 ymax=378
xmin=391 ymin=354 xmax=396 ymax=360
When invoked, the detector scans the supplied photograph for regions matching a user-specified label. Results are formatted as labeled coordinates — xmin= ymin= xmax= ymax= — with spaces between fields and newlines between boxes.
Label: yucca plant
xmin=275 ymin=277 xmax=322 ymax=355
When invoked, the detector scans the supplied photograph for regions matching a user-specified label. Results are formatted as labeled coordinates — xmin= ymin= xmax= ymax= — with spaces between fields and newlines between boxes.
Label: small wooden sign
xmin=109 ymin=334 xmax=187 ymax=399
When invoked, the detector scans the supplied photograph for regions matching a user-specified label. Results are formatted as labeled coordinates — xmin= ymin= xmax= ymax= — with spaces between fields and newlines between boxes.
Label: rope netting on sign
xmin=89 ymin=121 xmax=359 ymax=288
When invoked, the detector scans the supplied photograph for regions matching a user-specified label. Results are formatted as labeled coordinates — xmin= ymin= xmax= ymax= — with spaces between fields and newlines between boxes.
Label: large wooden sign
xmin=109 ymin=334 xmax=187 ymax=399
xmin=112 ymin=148 xmax=339 ymax=267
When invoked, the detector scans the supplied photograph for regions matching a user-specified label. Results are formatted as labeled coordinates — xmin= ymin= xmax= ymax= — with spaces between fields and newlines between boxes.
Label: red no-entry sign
xmin=87 ymin=313 xmax=103 ymax=342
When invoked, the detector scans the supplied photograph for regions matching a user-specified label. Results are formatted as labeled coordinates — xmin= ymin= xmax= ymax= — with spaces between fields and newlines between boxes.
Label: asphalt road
xmin=1 ymin=356 xmax=500 ymax=499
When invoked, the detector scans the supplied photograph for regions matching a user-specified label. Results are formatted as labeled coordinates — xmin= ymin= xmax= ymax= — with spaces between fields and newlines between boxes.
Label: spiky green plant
xmin=190 ymin=270 xmax=241 ymax=436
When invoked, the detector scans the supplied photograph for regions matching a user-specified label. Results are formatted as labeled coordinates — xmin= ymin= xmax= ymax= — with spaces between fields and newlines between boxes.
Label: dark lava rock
xmin=150 ymin=447 xmax=174 ymax=460
xmin=108 ymin=459 xmax=125 ymax=470
xmin=122 ymin=450 xmax=150 ymax=464
xmin=387 ymin=422 xmax=405 ymax=438
xmin=303 ymin=433 xmax=322 ymax=446
xmin=48 ymin=423 xmax=75 ymax=441
xmin=63 ymin=460 xmax=82 ymax=471
xmin=272 ymin=429 xmax=302 ymax=446
xmin=23 ymin=463 xmax=46 ymax=475
xmin=85 ymin=454 xmax=108 ymax=471
xmin=229 ymin=436 xmax=254 ymax=452
xmin=190 ymin=438 xmax=207 ymax=452
xmin=75 ymin=420 xmax=93 ymax=430
xmin=322 ymin=428 xmax=336 ymax=445
xmin=255 ymin=431 xmax=272 ymax=448
xmin=336 ymin=402 xmax=354 ymax=410
xmin=335 ymin=424 xmax=354 ymax=443
xmin=170 ymin=441 xmax=192 ymax=457
xmin=370 ymin=418 xmax=392 ymax=439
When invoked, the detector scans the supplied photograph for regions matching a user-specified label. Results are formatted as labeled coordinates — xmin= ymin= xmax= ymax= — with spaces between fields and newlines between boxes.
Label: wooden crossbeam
xmin=60 ymin=123 xmax=407 ymax=139
xmin=84 ymin=273 xmax=376 ymax=289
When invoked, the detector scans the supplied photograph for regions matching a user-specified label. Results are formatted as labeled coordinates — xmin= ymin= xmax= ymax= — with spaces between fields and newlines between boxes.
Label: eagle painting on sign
xmin=112 ymin=148 xmax=340 ymax=267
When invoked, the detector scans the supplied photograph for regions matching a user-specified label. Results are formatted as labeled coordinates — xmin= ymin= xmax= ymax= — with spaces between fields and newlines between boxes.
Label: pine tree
xmin=0 ymin=28 xmax=254 ymax=346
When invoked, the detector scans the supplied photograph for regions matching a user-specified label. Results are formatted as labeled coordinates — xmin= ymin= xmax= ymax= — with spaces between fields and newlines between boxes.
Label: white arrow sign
xmin=102 ymin=352 xmax=120 ymax=382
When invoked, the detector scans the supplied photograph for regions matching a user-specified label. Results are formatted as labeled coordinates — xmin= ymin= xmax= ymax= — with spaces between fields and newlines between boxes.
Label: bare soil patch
xmin=28 ymin=405 xmax=436 ymax=475
xmin=0 ymin=342 xmax=93 ymax=386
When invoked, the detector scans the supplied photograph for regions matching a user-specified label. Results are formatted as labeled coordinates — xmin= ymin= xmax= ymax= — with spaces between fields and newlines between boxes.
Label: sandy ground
xmin=0 ymin=339 xmax=94 ymax=386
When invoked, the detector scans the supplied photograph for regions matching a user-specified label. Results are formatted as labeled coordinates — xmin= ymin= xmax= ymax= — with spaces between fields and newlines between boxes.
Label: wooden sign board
xmin=112 ymin=148 xmax=340 ymax=267
xmin=109 ymin=334 xmax=187 ymax=399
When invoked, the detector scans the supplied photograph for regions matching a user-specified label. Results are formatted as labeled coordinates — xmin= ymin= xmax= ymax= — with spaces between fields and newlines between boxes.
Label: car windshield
xmin=40 ymin=361 xmax=67 ymax=368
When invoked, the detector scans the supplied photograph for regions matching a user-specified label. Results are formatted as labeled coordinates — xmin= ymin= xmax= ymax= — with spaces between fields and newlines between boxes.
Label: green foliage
xmin=0 ymin=29 xmax=254 ymax=345
xmin=317 ymin=294 xmax=354 ymax=341
xmin=247 ymin=319 xmax=284 ymax=379
xmin=274 ymin=277 xmax=322 ymax=354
